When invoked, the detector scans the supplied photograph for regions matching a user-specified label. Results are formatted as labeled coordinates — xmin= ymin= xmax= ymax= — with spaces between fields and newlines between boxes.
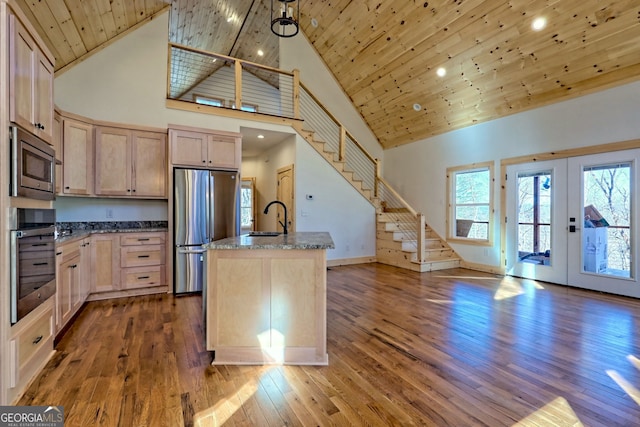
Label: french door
xmin=506 ymin=160 xmax=568 ymax=285
xmin=567 ymin=150 xmax=639 ymax=297
xmin=506 ymin=149 xmax=640 ymax=298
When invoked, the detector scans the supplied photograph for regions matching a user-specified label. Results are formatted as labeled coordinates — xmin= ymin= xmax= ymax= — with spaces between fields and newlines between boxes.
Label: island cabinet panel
xmin=206 ymin=248 xmax=328 ymax=365
xmin=215 ymin=258 xmax=267 ymax=347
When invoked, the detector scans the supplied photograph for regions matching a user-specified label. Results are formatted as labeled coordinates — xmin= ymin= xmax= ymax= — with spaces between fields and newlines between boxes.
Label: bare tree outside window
xmin=583 ymin=164 xmax=631 ymax=275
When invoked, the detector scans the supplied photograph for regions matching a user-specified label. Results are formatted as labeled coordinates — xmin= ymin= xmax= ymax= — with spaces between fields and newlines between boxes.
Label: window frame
xmin=193 ymin=94 xmax=225 ymax=107
xmin=446 ymin=161 xmax=494 ymax=246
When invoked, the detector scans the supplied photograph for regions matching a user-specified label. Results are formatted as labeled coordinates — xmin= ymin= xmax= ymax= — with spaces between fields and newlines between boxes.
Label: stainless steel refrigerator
xmin=174 ymin=168 xmax=240 ymax=293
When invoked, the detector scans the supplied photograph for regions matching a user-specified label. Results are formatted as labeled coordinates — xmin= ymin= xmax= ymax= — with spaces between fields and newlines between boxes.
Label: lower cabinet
xmin=89 ymin=231 xmax=167 ymax=300
xmin=55 ymin=236 xmax=90 ymax=334
xmin=7 ymin=298 xmax=55 ymax=403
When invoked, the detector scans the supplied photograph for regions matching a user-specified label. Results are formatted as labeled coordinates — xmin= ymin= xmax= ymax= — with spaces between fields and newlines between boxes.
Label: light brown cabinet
xmin=8 ymin=13 xmax=54 ymax=143
xmin=89 ymin=231 xmax=167 ymax=299
xmin=169 ymin=128 xmax=241 ymax=169
xmin=206 ymin=248 xmax=328 ymax=365
xmin=7 ymin=298 xmax=54 ymax=400
xmin=62 ymin=118 xmax=94 ymax=195
xmin=55 ymin=237 xmax=90 ymax=334
xmin=52 ymin=113 xmax=63 ymax=195
xmin=95 ymin=127 xmax=167 ymax=197
xmin=91 ymin=234 xmax=120 ymax=294
xmin=120 ymin=232 xmax=166 ymax=291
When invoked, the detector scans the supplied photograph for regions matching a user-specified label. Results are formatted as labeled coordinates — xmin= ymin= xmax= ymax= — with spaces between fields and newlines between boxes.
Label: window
xmin=447 ymin=162 xmax=493 ymax=243
xmin=231 ymin=102 xmax=259 ymax=113
xmin=193 ymin=94 xmax=225 ymax=107
xmin=240 ymin=178 xmax=256 ymax=232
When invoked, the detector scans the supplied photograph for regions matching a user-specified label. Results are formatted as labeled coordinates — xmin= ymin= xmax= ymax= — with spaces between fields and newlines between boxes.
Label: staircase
xmin=292 ymin=120 xmax=460 ymax=273
xmin=376 ymin=211 xmax=460 ymax=272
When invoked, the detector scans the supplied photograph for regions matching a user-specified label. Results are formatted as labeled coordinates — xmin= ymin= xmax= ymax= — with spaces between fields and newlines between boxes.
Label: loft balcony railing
xmin=167 ymin=43 xmax=428 ymax=261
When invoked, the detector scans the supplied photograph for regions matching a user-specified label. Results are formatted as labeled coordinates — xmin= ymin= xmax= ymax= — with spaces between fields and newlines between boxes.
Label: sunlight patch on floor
xmin=494 ymin=277 xmax=544 ymax=300
xmin=607 ymin=365 xmax=640 ymax=407
xmin=512 ymin=396 xmax=583 ymax=427
xmin=193 ymin=381 xmax=258 ymax=426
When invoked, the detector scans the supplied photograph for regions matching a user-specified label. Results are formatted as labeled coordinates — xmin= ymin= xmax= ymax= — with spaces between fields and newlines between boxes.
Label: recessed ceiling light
xmin=532 ymin=17 xmax=546 ymax=31
xmin=257 ymin=134 xmax=265 ymax=139
xmin=436 ymin=67 xmax=446 ymax=77
xmin=257 ymin=49 xmax=264 ymax=56
xmin=413 ymin=103 xmax=422 ymax=111
xmin=311 ymin=18 xmax=318 ymax=28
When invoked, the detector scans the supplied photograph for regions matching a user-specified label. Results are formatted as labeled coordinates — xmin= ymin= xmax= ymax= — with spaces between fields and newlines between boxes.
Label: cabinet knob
xmin=202 ymin=160 xmax=206 ymax=163
xmin=32 ymin=335 xmax=43 ymax=345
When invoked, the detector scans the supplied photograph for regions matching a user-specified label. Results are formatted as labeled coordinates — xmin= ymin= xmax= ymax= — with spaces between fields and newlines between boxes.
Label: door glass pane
xmin=582 ymin=163 xmax=631 ymax=278
xmin=240 ymin=179 xmax=254 ymax=232
xmin=517 ymin=171 xmax=552 ymax=266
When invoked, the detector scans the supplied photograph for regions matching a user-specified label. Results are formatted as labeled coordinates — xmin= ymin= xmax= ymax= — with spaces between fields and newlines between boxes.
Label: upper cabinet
xmin=62 ymin=117 xmax=94 ymax=196
xmin=9 ymin=13 xmax=54 ymax=143
xmin=95 ymin=127 xmax=167 ymax=198
xmin=169 ymin=128 xmax=241 ymax=170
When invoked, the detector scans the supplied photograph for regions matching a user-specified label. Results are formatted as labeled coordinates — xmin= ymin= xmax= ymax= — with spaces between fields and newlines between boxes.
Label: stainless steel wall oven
xmin=10 ymin=208 xmax=56 ymax=325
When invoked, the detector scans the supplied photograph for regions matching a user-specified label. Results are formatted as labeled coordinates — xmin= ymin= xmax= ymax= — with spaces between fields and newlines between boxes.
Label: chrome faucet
xmin=264 ymin=200 xmax=288 ymax=235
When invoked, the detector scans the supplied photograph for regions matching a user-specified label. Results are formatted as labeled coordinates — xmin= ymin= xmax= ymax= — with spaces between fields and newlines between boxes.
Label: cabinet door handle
xmin=137 ymin=238 xmax=150 ymax=241
xmin=137 ymin=276 xmax=150 ymax=280
xmin=137 ymin=255 xmax=150 ymax=258
xmin=33 ymin=262 xmax=49 ymax=266
xmin=32 ymin=335 xmax=43 ymax=345
xmin=56 ymin=252 xmax=63 ymax=256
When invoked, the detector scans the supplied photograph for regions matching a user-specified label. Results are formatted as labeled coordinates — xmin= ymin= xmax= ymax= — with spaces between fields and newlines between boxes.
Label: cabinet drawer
xmin=120 ymin=233 xmax=165 ymax=246
xmin=121 ymin=266 xmax=165 ymax=290
xmin=16 ymin=308 xmax=52 ymax=372
xmin=121 ymin=245 xmax=164 ymax=267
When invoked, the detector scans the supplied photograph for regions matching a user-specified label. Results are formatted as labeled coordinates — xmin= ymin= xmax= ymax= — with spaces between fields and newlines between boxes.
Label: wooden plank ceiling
xmin=16 ymin=0 xmax=640 ymax=149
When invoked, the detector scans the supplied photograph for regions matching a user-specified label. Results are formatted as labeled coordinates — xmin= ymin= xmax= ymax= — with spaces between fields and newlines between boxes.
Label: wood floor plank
xmin=15 ymin=264 xmax=640 ymax=426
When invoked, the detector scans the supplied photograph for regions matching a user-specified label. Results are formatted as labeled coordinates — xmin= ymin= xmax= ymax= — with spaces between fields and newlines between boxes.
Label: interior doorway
xmin=240 ymin=177 xmax=256 ymax=233
xmin=276 ymin=164 xmax=295 ymax=233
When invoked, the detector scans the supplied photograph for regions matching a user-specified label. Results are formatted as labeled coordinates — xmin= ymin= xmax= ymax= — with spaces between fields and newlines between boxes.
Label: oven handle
xmin=14 ymin=225 xmax=56 ymax=239
xmin=10 ymin=231 xmax=17 ymax=324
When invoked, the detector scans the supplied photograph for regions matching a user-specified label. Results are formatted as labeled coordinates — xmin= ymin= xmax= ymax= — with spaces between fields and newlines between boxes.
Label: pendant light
xmin=271 ymin=0 xmax=299 ymax=38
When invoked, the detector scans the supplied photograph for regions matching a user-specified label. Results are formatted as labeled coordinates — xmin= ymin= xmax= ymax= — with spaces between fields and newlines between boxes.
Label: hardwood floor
xmin=18 ymin=264 xmax=640 ymax=426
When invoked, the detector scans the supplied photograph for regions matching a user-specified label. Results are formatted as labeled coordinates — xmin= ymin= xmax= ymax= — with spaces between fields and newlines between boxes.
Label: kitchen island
xmin=204 ymin=232 xmax=334 ymax=365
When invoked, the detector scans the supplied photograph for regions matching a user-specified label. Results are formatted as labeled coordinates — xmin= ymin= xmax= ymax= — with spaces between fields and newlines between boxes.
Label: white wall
xmin=295 ymin=138 xmax=376 ymax=260
xmin=383 ymin=80 xmax=640 ymax=267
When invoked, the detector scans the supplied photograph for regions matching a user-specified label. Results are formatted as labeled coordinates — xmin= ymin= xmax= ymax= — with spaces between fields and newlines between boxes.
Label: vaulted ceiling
xmin=16 ymin=0 xmax=640 ymax=149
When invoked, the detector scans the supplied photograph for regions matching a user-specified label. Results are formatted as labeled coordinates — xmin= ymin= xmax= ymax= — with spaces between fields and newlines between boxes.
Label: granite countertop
xmin=205 ymin=232 xmax=335 ymax=250
xmin=55 ymin=221 xmax=168 ymax=244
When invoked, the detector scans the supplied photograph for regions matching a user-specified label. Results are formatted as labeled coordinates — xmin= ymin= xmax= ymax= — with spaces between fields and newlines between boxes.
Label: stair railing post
xmin=417 ymin=213 xmax=426 ymax=263
xmin=293 ymin=69 xmax=300 ymax=119
xmin=234 ymin=60 xmax=243 ymax=110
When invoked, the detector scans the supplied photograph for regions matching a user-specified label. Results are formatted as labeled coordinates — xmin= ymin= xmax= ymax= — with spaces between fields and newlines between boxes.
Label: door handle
xmin=569 ymin=225 xmax=581 ymax=232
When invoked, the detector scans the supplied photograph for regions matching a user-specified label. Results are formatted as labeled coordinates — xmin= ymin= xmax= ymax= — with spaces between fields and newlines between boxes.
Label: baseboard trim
xmin=327 ymin=257 xmax=376 ymax=267
xmin=459 ymin=260 xmax=505 ymax=275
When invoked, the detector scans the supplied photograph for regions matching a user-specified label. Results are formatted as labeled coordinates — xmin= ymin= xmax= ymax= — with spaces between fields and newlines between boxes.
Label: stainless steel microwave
xmin=10 ymin=124 xmax=56 ymax=200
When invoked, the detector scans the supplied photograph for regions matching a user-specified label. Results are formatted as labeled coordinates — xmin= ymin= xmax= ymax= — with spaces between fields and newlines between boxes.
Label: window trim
xmin=446 ymin=161 xmax=494 ymax=246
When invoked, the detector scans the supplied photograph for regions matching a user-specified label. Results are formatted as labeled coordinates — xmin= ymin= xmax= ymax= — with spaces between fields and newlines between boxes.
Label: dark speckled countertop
xmin=204 ymin=232 xmax=335 ymax=250
xmin=55 ymin=221 xmax=168 ymax=244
